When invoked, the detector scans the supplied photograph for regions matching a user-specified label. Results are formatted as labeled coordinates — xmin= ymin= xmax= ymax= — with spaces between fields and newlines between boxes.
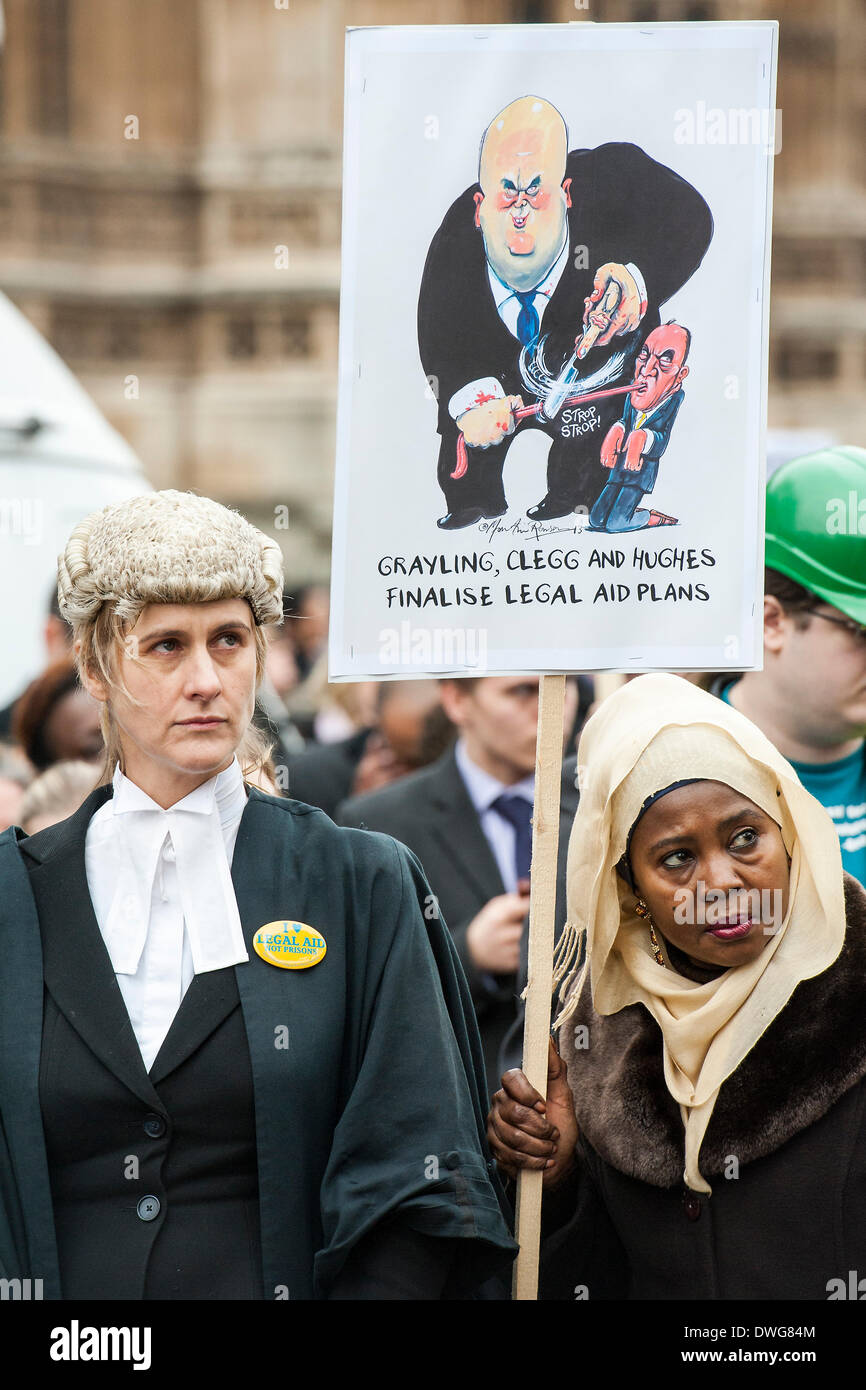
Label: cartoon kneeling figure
xmin=588 ymin=321 xmax=690 ymax=532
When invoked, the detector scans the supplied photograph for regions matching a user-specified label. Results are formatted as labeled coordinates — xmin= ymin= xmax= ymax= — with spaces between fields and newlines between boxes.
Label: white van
xmin=0 ymin=292 xmax=150 ymax=709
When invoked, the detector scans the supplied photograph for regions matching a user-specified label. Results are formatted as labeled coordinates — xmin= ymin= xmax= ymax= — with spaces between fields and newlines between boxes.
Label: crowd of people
xmin=0 ymin=444 xmax=864 ymax=1300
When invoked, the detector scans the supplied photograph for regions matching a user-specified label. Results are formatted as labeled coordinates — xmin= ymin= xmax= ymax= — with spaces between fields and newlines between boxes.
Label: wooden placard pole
xmin=512 ymin=672 xmax=566 ymax=1301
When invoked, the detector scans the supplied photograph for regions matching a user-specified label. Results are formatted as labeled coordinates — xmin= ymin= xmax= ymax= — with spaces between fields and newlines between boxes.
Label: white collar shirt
xmin=84 ymin=757 xmax=250 ymax=1071
xmin=454 ymin=738 xmax=535 ymax=894
xmin=487 ymin=233 xmax=570 ymax=341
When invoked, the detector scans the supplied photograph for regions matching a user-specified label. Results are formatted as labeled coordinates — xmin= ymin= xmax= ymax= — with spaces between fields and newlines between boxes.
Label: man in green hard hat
xmin=710 ymin=445 xmax=866 ymax=886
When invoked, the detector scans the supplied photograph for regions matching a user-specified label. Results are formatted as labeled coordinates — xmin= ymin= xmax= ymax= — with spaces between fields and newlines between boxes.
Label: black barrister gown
xmin=0 ymin=784 xmax=517 ymax=1299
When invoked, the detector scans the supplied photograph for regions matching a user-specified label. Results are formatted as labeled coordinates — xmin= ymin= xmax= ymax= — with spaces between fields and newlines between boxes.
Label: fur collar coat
xmin=560 ymin=873 xmax=866 ymax=1189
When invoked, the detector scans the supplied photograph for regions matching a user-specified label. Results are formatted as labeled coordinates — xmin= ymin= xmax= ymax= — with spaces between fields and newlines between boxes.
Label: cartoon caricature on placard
xmin=331 ymin=23 xmax=777 ymax=678
xmin=417 ymin=96 xmax=712 ymax=531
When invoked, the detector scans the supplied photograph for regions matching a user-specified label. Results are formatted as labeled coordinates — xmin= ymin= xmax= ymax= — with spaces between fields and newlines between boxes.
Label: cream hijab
xmin=553 ymin=673 xmax=846 ymax=1193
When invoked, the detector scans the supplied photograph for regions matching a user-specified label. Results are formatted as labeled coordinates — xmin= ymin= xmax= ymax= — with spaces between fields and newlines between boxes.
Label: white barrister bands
xmin=86 ymin=757 xmax=250 ymax=1069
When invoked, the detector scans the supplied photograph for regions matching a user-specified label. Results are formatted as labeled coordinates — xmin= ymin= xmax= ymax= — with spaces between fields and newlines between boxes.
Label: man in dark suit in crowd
xmin=418 ymin=94 xmax=712 ymax=529
xmin=338 ymin=675 xmax=579 ymax=1098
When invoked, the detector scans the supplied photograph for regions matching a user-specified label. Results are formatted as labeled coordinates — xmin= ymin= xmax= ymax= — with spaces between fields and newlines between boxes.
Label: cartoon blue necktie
xmin=515 ymin=292 xmax=540 ymax=347
xmin=491 ymin=793 xmax=534 ymax=882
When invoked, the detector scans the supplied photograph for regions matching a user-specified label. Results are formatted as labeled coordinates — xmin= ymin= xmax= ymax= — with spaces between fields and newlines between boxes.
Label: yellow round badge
xmin=253 ymin=921 xmax=327 ymax=971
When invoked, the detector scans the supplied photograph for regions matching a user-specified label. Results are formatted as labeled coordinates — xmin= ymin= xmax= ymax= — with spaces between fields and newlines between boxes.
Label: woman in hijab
xmin=488 ymin=672 xmax=866 ymax=1300
xmin=0 ymin=489 xmax=514 ymax=1301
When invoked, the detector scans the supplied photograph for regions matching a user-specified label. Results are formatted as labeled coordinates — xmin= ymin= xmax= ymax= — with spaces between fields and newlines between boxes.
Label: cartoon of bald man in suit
xmin=418 ymin=96 xmax=713 ymax=530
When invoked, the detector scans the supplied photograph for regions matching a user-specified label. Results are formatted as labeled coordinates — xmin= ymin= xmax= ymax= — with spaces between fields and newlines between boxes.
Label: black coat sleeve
xmin=417 ymin=188 xmax=515 ymax=435
xmin=573 ymin=142 xmax=713 ymax=310
xmin=336 ymin=793 xmax=515 ymax=1016
xmin=313 ymin=836 xmax=517 ymax=1297
xmin=327 ymin=1219 xmax=461 ymax=1300
xmin=449 ymin=915 xmax=518 ymax=1014
xmin=538 ymin=1139 xmax=630 ymax=1301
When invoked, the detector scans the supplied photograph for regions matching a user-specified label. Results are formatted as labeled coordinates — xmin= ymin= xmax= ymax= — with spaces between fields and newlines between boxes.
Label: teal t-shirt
xmin=720 ymin=681 xmax=866 ymax=887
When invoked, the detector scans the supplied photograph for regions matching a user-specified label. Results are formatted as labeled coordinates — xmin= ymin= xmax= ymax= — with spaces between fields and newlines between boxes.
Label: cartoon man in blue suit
xmin=587 ymin=321 xmax=690 ymax=532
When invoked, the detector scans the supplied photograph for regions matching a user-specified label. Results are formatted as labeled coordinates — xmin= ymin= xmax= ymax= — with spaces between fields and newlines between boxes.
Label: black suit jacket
xmin=0 ymin=784 xmax=517 ymax=1297
xmin=284 ymin=727 xmax=373 ymax=819
xmin=338 ymin=748 xmax=579 ymax=1097
xmin=418 ymin=142 xmax=713 ymax=439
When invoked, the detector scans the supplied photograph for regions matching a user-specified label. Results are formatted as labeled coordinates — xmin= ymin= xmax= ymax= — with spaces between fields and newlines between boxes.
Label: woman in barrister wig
xmin=488 ymin=673 xmax=866 ymax=1300
xmin=0 ymin=490 xmax=515 ymax=1300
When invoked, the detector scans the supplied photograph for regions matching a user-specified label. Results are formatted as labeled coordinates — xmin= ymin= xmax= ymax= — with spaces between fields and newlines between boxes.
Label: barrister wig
xmin=56 ymin=490 xmax=285 ymax=784
xmin=58 ymin=489 xmax=285 ymax=630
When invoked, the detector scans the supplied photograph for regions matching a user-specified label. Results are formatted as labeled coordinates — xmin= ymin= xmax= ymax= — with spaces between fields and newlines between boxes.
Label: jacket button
xmin=143 ymin=1113 xmax=166 ymax=1139
xmin=683 ymin=1191 xmax=702 ymax=1222
xmin=137 ymin=1195 xmax=161 ymax=1222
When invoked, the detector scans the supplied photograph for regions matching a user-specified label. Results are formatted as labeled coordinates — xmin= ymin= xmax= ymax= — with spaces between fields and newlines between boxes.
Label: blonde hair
xmin=74 ymin=600 xmax=276 ymax=788
xmin=19 ymin=759 xmax=101 ymax=833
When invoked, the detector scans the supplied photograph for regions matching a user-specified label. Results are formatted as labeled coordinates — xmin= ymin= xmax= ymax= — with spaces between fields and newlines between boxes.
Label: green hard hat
xmin=765 ymin=445 xmax=866 ymax=626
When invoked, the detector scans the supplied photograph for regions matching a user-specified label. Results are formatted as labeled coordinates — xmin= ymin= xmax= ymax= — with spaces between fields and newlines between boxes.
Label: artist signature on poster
xmin=477 ymin=515 xmax=581 ymax=543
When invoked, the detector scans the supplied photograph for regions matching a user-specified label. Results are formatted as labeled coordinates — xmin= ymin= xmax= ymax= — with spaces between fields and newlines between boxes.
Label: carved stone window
xmin=51 ymin=306 xmax=100 ymax=363
xmin=227 ymin=315 xmax=257 ymax=359
xmin=775 ymin=342 xmax=838 ymax=383
xmin=107 ymin=314 xmax=142 ymax=360
xmin=228 ymin=196 xmax=317 ymax=248
xmin=773 ymin=238 xmax=841 ymax=288
xmin=280 ymin=313 xmax=310 ymax=358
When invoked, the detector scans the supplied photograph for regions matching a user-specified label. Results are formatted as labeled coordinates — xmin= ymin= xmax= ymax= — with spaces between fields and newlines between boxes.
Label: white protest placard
xmin=330 ymin=21 xmax=777 ymax=680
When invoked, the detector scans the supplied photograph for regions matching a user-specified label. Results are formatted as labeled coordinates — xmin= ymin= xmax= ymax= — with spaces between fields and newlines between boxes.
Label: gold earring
xmin=648 ymin=921 xmax=666 ymax=967
xmin=635 ymin=898 xmax=665 ymax=967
